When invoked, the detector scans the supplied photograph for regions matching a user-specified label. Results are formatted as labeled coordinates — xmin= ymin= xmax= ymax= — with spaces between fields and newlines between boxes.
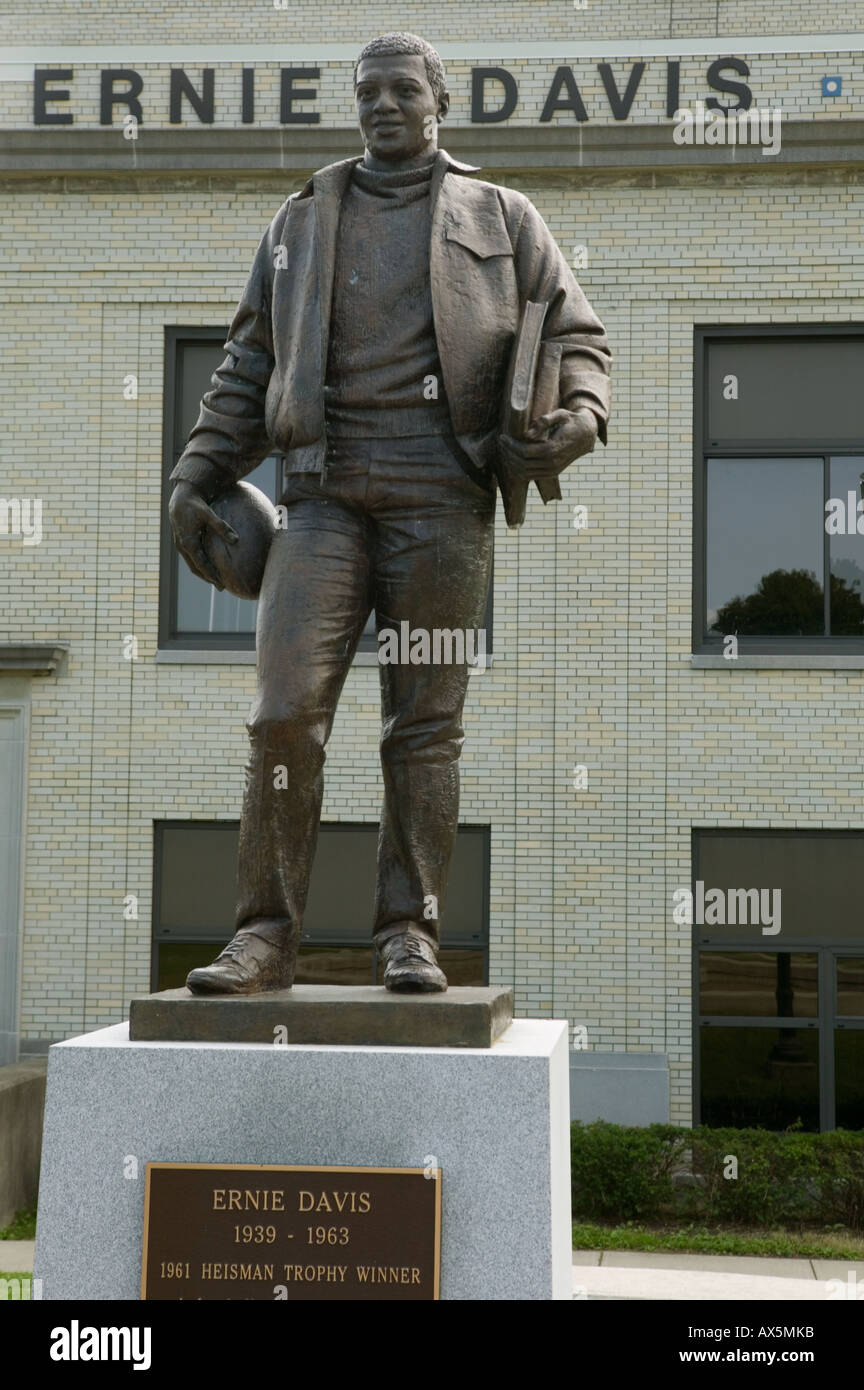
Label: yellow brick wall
xmin=3 ymin=0 xmax=864 ymax=1124
xmin=2 ymin=0 xmax=863 ymax=43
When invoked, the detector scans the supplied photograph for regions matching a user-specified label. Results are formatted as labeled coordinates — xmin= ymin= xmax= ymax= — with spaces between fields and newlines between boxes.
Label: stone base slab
xmin=129 ymin=984 xmax=513 ymax=1048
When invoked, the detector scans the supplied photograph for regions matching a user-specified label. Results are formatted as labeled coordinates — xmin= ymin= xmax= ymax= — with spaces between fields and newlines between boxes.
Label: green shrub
xmin=809 ymin=1131 xmax=864 ymax=1228
xmin=0 ymin=1206 xmax=36 ymax=1241
xmin=570 ymin=1122 xmax=864 ymax=1229
xmin=570 ymin=1120 xmax=689 ymax=1221
xmin=690 ymin=1126 xmax=819 ymax=1226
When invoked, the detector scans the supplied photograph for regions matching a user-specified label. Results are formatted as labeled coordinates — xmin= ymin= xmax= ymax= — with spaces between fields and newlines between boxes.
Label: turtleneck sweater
xmin=323 ymin=155 xmax=453 ymax=438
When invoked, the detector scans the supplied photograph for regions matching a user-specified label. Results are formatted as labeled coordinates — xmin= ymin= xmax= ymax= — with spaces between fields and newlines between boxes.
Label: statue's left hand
xmin=499 ymin=407 xmax=598 ymax=480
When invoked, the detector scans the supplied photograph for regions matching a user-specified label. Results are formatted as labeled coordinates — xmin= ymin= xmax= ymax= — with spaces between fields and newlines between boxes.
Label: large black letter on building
xmin=100 ymin=69 xmax=144 ymax=126
xmin=470 ymin=67 xmax=518 ymax=123
xmin=33 ymin=69 xmax=74 ymax=125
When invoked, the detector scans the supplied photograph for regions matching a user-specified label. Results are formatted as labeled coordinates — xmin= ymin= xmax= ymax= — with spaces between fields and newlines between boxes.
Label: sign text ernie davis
xmin=142 ymin=1163 xmax=441 ymax=1301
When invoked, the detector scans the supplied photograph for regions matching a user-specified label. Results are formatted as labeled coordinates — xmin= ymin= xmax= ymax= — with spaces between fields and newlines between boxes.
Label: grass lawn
xmin=0 ymin=1207 xmax=39 ymax=1299
xmin=0 ymin=1207 xmax=36 ymax=1241
xmin=573 ymin=1222 xmax=864 ymax=1259
xmin=0 ymin=1274 xmax=35 ymax=1300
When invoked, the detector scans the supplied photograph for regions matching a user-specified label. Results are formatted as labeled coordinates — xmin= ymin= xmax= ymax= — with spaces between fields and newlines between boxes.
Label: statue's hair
xmin=354 ymin=32 xmax=446 ymax=102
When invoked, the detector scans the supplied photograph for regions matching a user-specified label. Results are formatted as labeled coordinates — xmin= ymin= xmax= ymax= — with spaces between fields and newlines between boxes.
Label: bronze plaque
xmin=141 ymin=1163 xmax=441 ymax=1300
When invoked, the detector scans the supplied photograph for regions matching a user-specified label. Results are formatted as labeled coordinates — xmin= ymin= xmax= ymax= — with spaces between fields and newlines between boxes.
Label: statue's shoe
xmin=186 ymin=928 xmax=295 ymax=995
xmin=378 ymin=929 xmax=448 ymax=994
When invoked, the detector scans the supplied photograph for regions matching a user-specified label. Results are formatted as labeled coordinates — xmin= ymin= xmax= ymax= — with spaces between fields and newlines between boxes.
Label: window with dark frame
xmin=152 ymin=820 xmax=489 ymax=990
xmin=694 ymin=328 xmax=864 ymax=654
xmin=160 ymin=328 xmax=494 ymax=653
xmin=693 ymin=829 xmax=864 ymax=1132
xmin=159 ymin=328 xmax=284 ymax=650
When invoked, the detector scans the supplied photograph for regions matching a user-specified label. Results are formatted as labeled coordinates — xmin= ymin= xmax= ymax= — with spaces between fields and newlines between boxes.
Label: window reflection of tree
xmin=711 ymin=567 xmax=864 ymax=636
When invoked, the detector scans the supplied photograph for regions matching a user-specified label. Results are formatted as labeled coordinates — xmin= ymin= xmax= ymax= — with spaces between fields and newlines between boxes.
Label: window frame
xmin=160 ymin=326 xmax=277 ymax=652
xmin=151 ymin=818 xmax=491 ymax=990
xmin=691 ymin=828 xmax=864 ymax=1131
xmin=693 ymin=324 xmax=864 ymax=655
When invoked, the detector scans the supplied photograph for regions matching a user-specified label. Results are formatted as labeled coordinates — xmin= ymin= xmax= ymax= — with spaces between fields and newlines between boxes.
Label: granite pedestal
xmin=35 ymin=1018 xmax=571 ymax=1300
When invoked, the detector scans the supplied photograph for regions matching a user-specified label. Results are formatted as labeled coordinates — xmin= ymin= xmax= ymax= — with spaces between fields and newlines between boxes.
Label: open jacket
xmin=170 ymin=148 xmax=612 ymax=501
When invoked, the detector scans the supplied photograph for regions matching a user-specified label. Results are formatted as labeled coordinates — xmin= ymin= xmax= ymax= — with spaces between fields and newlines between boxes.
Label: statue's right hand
xmin=168 ymin=480 xmax=238 ymax=591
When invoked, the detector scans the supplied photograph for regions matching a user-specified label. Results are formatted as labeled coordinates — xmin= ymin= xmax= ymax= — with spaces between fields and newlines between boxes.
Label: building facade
xmin=2 ymin=0 xmax=864 ymax=1129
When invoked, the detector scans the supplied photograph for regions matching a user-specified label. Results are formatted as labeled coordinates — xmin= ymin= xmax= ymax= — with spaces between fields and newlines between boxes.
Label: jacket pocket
xmin=444 ymin=223 xmax=514 ymax=259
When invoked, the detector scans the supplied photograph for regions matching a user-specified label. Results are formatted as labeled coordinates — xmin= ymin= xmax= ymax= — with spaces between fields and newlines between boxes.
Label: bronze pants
xmin=234 ymin=432 xmax=495 ymax=952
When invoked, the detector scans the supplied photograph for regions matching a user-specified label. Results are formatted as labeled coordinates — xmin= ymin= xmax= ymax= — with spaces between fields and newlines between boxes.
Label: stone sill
xmin=156 ymin=648 xmax=493 ymax=671
xmin=692 ymin=654 xmax=864 ymax=670
xmin=0 ymin=643 xmax=69 ymax=675
xmin=156 ymin=649 xmax=255 ymax=664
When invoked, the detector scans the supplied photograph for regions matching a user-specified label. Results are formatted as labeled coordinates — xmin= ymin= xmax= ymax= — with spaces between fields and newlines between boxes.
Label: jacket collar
xmin=306 ymin=147 xmax=481 ymax=376
xmin=297 ymin=147 xmax=481 ymax=200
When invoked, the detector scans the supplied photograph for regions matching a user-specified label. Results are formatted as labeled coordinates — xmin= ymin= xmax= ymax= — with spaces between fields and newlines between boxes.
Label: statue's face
xmin=355 ymin=53 xmax=448 ymax=162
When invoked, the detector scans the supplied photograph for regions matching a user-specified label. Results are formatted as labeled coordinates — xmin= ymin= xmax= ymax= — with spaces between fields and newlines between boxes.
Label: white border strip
xmin=0 ymin=34 xmax=863 ymax=63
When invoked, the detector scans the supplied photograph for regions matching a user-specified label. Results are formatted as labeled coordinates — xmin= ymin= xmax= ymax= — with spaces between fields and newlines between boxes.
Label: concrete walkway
xmin=5 ymin=1240 xmax=863 ymax=1299
xmin=574 ymin=1250 xmax=864 ymax=1300
xmin=0 ymin=1240 xmax=34 ymax=1272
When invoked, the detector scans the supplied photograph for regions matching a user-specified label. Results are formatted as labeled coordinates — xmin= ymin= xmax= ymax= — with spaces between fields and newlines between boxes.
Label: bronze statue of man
xmin=168 ymin=32 xmax=611 ymax=996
